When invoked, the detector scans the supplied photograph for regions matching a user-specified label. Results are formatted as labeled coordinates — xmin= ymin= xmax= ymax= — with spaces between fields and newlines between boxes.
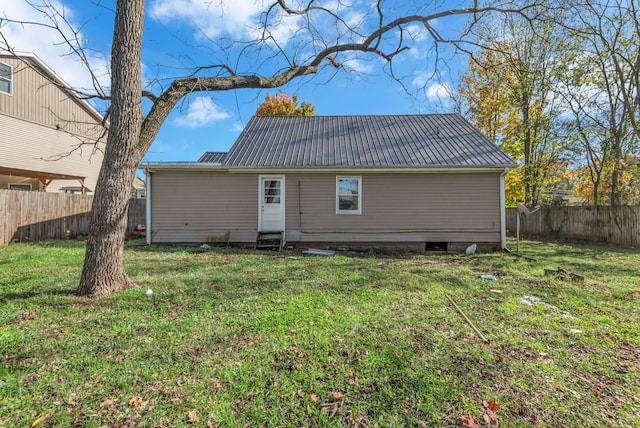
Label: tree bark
xmin=76 ymin=0 xmax=145 ymax=297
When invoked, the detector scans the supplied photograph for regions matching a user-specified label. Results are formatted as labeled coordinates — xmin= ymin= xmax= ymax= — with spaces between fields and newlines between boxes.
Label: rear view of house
xmin=141 ymin=114 xmax=516 ymax=251
xmin=0 ymin=52 xmax=106 ymax=193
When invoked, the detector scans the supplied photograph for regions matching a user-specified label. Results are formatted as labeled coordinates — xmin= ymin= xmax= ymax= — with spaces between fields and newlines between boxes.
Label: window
xmin=263 ymin=179 xmax=281 ymax=204
xmin=9 ymin=184 xmax=31 ymax=191
xmin=336 ymin=176 xmax=361 ymax=214
xmin=0 ymin=62 xmax=12 ymax=95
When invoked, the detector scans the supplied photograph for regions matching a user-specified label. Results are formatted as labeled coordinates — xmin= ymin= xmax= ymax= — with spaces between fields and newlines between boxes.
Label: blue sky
xmin=0 ymin=0 xmax=471 ymax=163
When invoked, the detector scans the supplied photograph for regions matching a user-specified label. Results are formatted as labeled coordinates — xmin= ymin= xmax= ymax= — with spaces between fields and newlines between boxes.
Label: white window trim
xmin=0 ymin=61 xmax=13 ymax=96
xmin=336 ymin=176 xmax=362 ymax=215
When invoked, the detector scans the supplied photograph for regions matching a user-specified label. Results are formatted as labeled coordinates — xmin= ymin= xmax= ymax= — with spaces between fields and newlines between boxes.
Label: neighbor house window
xmin=336 ymin=176 xmax=361 ymax=214
xmin=9 ymin=184 xmax=31 ymax=191
xmin=0 ymin=62 xmax=12 ymax=95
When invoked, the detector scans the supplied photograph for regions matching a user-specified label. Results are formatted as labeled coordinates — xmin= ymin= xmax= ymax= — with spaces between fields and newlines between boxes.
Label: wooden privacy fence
xmin=0 ymin=190 xmax=146 ymax=246
xmin=506 ymin=206 xmax=640 ymax=247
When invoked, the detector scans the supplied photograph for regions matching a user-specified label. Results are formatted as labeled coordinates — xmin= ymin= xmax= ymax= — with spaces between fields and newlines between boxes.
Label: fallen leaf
xmin=188 ymin=409 xmax=200 ymax=423
xmin=329 ymin=391 xmax=344 ymax=400
xmin=207 ymin=421 xmax=220 ymax=428
xmin=483 ymin=411 xmax=497 ymax=426
xmin=482 ymin=401 xmax=499 ymax=426
xmin=456 ymin=414 xmax=479 ymax=428
xmin=100 ymin=398 xmax=117 ymax=408
xmin=128 ymin=396 xmax=143 ymax=408
xmin=484 ymin=400 xmax=500 ymax=412
xmin=329 ymin=401 xmax=340 ymax=418
xmin=457 ymin=394 xmax=467 ymax=405
xmin=310 ymin=393 xmax=319 ymax=403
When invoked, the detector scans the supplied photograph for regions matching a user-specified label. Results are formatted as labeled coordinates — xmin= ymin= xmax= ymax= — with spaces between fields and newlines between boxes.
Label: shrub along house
xmin=140 ymin=114 xmax=516 ymax=251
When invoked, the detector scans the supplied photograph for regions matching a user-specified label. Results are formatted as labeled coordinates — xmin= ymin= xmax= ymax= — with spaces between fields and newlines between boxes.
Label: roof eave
xmin=139 ymin=162 xmax=224 ymax=171
xmin=224 ymin=165 xmax=516 ymax=173
xmin=139 ymin=163 xmax=517 ymax=173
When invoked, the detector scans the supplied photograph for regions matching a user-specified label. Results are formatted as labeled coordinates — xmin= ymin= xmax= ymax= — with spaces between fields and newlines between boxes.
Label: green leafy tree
xmin=460 ymin=13 xmax=569 ymax=206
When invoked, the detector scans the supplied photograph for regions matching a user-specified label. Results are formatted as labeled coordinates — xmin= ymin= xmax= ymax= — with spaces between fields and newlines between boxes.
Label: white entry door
xmin=259 ymin=176 xmax=285 ymax=231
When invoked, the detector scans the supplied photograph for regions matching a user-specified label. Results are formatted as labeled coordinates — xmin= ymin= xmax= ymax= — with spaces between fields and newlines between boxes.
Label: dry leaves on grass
xmin=457 ymin=414 xmax=479 ymax=428
xmin=187 ymin=409 xmax=200 ymax=423
xmin=456 ymin=399 xmax=500 ymax=427
xmin=482 ymin=401 xmax=500 ymax=426
xmin=128 ymin=396 xmax=144 ymax=408
xmin=329 ymin=391 xmax=344 ymax=400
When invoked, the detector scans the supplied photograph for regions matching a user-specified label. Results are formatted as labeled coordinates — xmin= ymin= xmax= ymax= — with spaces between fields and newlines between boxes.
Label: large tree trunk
xmin=76 ymin=0 xmax=145 ymax=297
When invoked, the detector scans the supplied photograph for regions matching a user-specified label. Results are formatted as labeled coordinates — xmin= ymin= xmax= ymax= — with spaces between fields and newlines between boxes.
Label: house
xmin=0 ymin=52 xmax=106 ymax=193
xmin=140 ymin=114 xmax=517 ymax=251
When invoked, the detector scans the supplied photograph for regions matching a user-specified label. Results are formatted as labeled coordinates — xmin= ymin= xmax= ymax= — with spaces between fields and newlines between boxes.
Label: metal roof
xmin=222 ymin=114 xmax=516 ymax=168
xmin=198 ymin=152 xmax=227 ymax=163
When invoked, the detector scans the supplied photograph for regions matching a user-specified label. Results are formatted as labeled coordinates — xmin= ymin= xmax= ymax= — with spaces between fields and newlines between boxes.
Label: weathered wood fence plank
xmin=506 ymin=206 xmax=640 ymax=247
xmin=0 ymin=190 xmax=146 ymax=246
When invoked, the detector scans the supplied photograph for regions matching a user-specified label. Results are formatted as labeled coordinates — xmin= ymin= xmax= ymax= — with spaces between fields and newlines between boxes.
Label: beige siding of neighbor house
xmin=0 ymin=55 xmax=106 ymax=192
xmin=0 ymin=176 xmax=42 ymax=191
xmin=284 ymin=172 xmax=501 ymax=243
xmin=150 ymin=170 xmax=502 ymax=245
xmin=0 ymin=115 xmax=104 ymax=192
xmin=150 ymin=171 xmax=258 ymax=243
xmin=0 ymin=56 xmax=104 ymax=134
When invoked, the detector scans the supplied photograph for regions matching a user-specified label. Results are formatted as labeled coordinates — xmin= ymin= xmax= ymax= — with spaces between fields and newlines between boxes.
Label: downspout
xmin=145 ymin=169 xmax=152 ymax=245
xmin=500 ymin=168 xmax=509 ymax=249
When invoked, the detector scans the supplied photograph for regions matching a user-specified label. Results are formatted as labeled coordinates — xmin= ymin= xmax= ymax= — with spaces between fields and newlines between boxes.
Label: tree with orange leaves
xmin=256 ymin=92 xmax=315 ymax=117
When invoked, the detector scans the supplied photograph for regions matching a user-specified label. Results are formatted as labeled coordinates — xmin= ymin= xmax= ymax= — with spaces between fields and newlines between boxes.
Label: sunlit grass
xmin=1 ymin=239 xmax=638 ymax=427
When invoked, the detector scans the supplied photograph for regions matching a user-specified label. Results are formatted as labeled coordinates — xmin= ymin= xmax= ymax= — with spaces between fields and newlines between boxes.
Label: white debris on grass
xmin=145 ymin=288 xmax=153 ymax=296
xmin=521 ymin=295 xmax=575 ymax=319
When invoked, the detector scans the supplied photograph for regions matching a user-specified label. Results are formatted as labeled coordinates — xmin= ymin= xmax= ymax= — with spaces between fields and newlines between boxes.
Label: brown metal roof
xmin=0 ymin=166 xmax=85 ymax=181
xmin=221 ymin=114 xmax=516 ymax=168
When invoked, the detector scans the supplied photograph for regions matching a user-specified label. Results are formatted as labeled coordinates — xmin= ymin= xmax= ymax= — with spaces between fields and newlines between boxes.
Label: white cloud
xmin=150 ymin=0 xmax=304 ymax=45
xmin=341 ymin=56 xmax=374 ymax=74
xmin=0 ymin=0 xmax=110 ymax=93
xmin=405 ymin=24 xmax=428 ymax=42
xmin=173 ymin=96 xmax=231 ymax=128
xmin=411 ymin=71 xmax=431 ymax=88
xmin=425 ymin=82 xmax=452 ymax=102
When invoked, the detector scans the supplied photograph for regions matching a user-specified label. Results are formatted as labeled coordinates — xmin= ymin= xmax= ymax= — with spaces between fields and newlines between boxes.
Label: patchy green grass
xmin=1 ymin=239 xmax=638 ymax=427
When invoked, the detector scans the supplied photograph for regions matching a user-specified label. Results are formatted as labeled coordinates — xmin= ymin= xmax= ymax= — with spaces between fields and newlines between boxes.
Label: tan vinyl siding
xmin=0 ymin=56 xmax=104 ymax=138
xmin=284 ymin=172 xmax=502 ymax=243
xmin=0 ymin=176 xmax=41 ymax=191
xmin=150 ymin=170 xmax=503 ymax=245
xmin=150 ymin=171 xmax=258 ymax=243
xmin=0 ymin=115 xmax=104 ymax=192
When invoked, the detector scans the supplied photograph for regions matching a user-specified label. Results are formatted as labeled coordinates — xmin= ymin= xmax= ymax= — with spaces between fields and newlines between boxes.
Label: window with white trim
xmin=336 ymin=176 xmax=361 ymax=214
xmin=0 ymin=62 xmax=12 ymax=95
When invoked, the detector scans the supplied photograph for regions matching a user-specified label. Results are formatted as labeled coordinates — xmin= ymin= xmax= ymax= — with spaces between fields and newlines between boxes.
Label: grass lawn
xmin=1 ymin=239 xmax=639 ymax=427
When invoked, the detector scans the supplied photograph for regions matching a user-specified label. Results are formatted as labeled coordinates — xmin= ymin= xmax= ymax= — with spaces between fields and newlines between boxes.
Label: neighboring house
xmin=131 ymin=175 xmax=146 ymax=199
xmin=0 ymin=52 xmax=106 ymax=193
xmin=140 ymin=114 xmax=517 ymax=251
